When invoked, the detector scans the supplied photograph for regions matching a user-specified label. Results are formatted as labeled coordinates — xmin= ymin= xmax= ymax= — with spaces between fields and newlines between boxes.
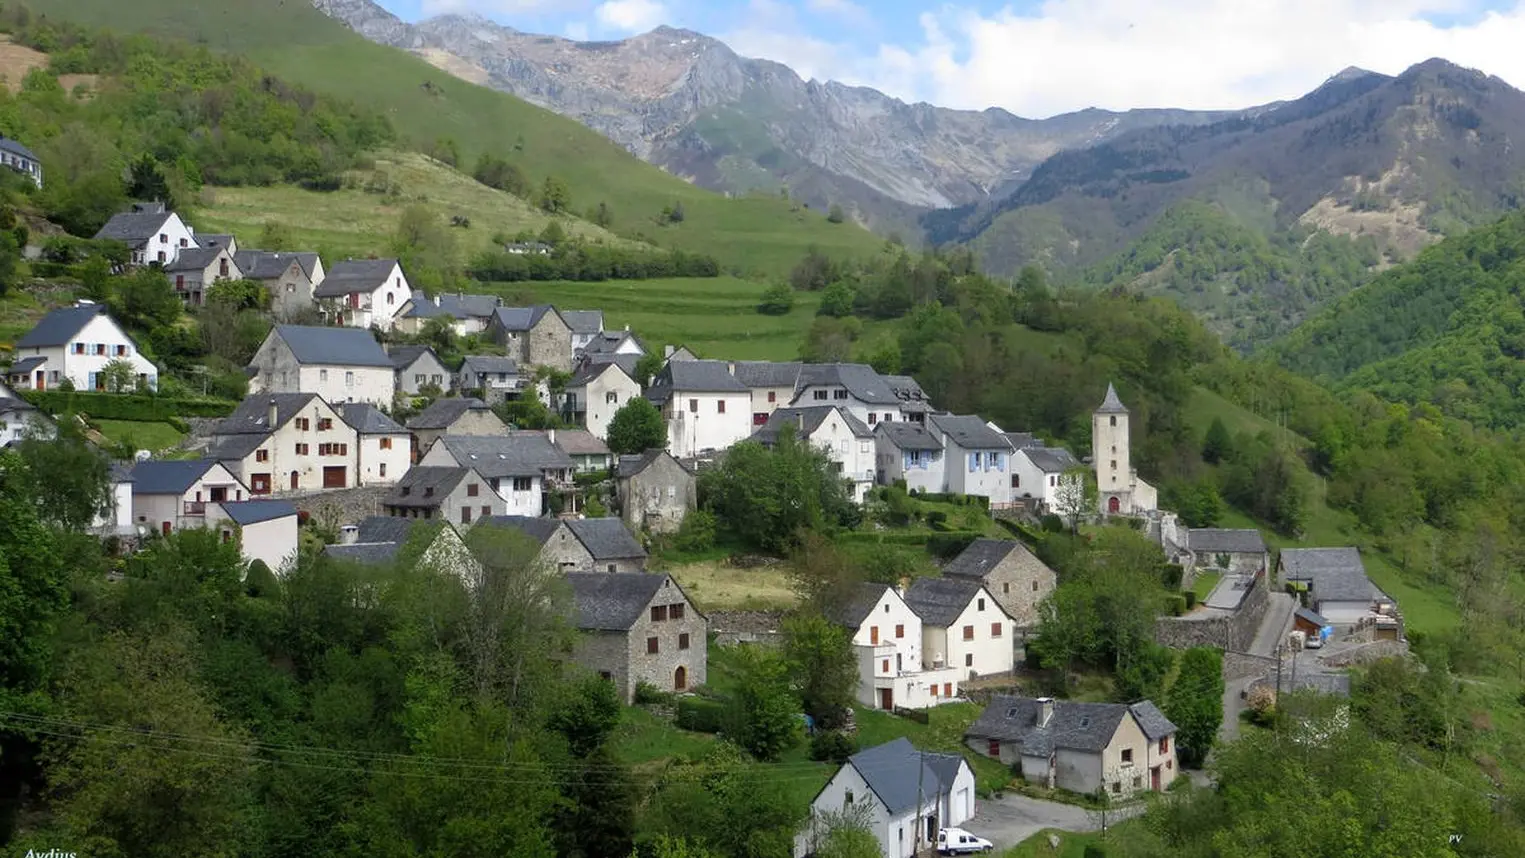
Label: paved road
xmin=961 ymin=795 xmax=1144 ymax=850
xmin=1220 ymin=592 xmax=1296 ymax=743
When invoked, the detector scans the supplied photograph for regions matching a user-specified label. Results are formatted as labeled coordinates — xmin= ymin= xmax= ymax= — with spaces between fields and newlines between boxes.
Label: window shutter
xmin=996 ymin=454 xmax=1005 ymax=472
xmin=968 ymin=453 xmax=977 ymax=473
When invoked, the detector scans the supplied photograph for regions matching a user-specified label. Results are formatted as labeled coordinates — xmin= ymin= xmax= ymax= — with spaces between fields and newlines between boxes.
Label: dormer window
xmin=424 ymin=487 xmax=434 ymax=498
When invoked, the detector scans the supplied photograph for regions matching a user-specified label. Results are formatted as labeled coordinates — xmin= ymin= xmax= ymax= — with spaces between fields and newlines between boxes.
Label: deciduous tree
xmin=607 ymin=398 xmax=667 ymax=455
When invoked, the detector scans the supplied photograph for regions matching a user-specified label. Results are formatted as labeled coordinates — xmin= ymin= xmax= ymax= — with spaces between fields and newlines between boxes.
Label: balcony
xmin=182 ymin=501 xmax=206 ymax=516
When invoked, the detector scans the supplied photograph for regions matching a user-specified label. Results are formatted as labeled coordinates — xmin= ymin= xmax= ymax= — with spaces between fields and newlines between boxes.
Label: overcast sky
xmin=373 ymin=0 xmax=1525 ymax=117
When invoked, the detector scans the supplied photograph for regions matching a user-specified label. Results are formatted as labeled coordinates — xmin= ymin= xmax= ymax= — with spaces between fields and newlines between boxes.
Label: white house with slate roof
xmin=387 ymin=345 xmax=451 ymax=397
xmin=314 ymin=258 xmax=412 ymax=331
xmin=419 ymin=432 xmax=573 ymax=516
xmin=249 ymin=324 xmax=395 ymax=406
xmin=207 ymin=393 xmax=360 ymax=494
xmin=93 ymin=202 xmax=196 ymax=267
xmin=8 ymin=302 xmax=157 ymax=392
xmin=561 ymin=310 xmax=605 ymax=356
xmin=1278 ymin=547 xmax=1397 ymax=625
xmin=791 ymin=363 xmax=902 ymax=427
xmin=965 ymin=696 xmax=1179 ymax=796
xmin=567 ymin=572 xmax=707 ymax=701
xmin=928 ymin=413 xmax=1014 ymax=507
xmin=0 ymin=396 xmax=50 ymax=446
xmin=338 ymin=402 xmax=409 ymax=486
xmin=581 ymin=329 xmax=645 ymax=361
xmin=647 ymin=359 xmax=751 ymax=458
xmin=128 ymin=459 xmax=249 ymax=536
xmin=1011 ymin=441 xmax=1082 ymax=511
xmin=751 ymin=405 xmax=876 ymax=502
xmin=874 ymin=421 xmax=945 ymax=493
xmin=797 ymin=737 xmax=976 ymax=858
xmin=904 ymin=577 xmax=1016 ymax=681
xmin=729 ymin=360 xmax=803 ymax=427
xmin=1093 ymin=383 xmax=1158 ymax=516
xmin=563 ymin=358 xmax=641 ymax=441
xmin=382 ymin=464 xmax=504 ymax=528
xmin=883 ymin=375 xmax=932 ymax=424
xmin=395 ymin=293 xmax=501 ymax=337
xmin=164 ymin=245 xmax=240 ymax=307
xmin=326 ymin=517 xmax=479 ymax=580
xmin=832 ymin=582 xmax=962 ymax=710
xmin=0 ymin=136 xmax=42 ymax=186
xmin=210 ymin=499 xmax=299 ymax=573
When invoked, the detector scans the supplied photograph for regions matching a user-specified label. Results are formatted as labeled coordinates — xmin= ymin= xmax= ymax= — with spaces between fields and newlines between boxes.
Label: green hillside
xmin=29 ymin=0 xmax=885 ymax=276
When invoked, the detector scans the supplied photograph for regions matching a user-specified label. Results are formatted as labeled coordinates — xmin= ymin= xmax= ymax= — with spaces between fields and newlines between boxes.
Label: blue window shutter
xmin=997 ymin=454 xmax=1005 ymax=472
xmin=968 ymin=453 xmax=977 ymax=473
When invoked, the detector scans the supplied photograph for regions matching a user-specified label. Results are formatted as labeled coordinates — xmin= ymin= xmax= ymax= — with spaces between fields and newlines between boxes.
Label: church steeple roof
xmin=1096 ymin=382 xmax=1129 ymax=415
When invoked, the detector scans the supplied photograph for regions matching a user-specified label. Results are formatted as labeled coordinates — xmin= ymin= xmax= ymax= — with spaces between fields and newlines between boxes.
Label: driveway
xmin=960 ymin=794 xmax=1143 ymax=850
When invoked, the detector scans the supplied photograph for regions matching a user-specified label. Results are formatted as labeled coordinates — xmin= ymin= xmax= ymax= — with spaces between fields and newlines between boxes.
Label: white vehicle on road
xmin=937 ymin=827 xmax=993 ymax=854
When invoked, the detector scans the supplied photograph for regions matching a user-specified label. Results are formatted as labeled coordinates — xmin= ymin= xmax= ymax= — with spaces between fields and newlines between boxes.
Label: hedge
xmin=835 ymin=530 xmax=981 ymax=558
xmin=22 ymin=390 xmax=239 ymax=423
xmin=675 ymin=697 xmax=726 ymax=734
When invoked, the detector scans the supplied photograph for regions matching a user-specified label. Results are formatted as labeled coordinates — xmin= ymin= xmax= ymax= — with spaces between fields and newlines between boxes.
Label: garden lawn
xmin=668 ymin=560 xmax=798 ymax=612
xmin=90 ymin=418 xmax=186 ymax=452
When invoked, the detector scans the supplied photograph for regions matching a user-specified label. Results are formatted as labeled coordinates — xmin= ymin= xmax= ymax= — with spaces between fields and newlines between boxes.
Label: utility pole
xmin=913 ymin=748 xmax=926 ymax=856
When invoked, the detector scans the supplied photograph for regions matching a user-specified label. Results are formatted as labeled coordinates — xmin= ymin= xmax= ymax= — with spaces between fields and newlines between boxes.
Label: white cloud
xmin=594 ymin=0 xmax=669 ymax=33
xmin=419 ymin=0 xmax=566 ymax=13
xmin=805 ymin=0 xmax=871 ymax=26
xmin=724 ymin=0 xmax=1525 ymax=117
xmin=565 ymin=20 xmax=590 ymax=40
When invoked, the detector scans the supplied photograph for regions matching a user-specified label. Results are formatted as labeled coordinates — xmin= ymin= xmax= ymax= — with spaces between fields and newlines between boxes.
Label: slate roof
xmin=829 ymin=582 xmax=894 ymax=629
xmin=491 ymin=305 xmax=560 ymax=332
xmin=582 ymin=330 xmax=645 ymax=356
xmin=324 ymin=542 xmax=404 ymax=565
xmin=338 ymin=402 xmax=405 ymax=435
xmin=566 ymin=572 xmax=669 ymax=631
xmin=163 ymin=246 xmax=231 ymax=273
xmin=883 ymin=374 xmax=928 ymax=401
xmin=652 ymin=359 xmax=748 ymax=393
xmin=1294 ymin=606 xmax=1330 ymax=628
xmin=846 ymin=738 xmax=965 ymax=814
xmin=616 ymin=449 xmax=687 ymax=478
xmin=928 ymin=413 xmax=1009 ymax=450
xmin=1188 ymin=528 xmax=1267 ymax=555
xmin=751 ymin=406 xmax=873 ymax=446
xmin=875 ymin=421 xmax=942 ymax=451
xmin=944 ymin=539 xmax=1024 ymax=580
xmin=0 ymin=396 xmax=36 ymax=417
xmin=234 ymin=250 xmax=304 ymax=280
xmin=314 ymin=258 xmax=400 ymax=297
xmin=388 ymin=345 xmax=438 ymax=371
xmin=1097 ymin=383 xmax=1129 ymax=414
xmin=384 ymin=466 xmax=469 ymax=509
xmin=554 ymin=428 xmax=610 ymax=457
xmin=432 ymin=433 xmax=574 ymax=479
xmin=270 ymin=325 xmax=391 ymax=367
xmin=581 ymin=352 xmax=640 ymax=379
xmin=1280 ymin=547 xmax=1389 ymax=603
xmin=8 ymin=356 xmax=46 ymax=375
xmin=199 ymin=233 xmax=236 ymax=250
xmin=129 ymin=459 xmax=222 ymax=495
xmin=731 ymin=360 xmax=802 ymax=388
xmin=16 ymin=303 xmax=113 ymax=349
xmin=1020 ymin=445 xmax=1081 ymax=473
xmin=567 ymin=518 xmax=646 ymax=561
xmin=561 ymin=309 xmax=604 ymax=335
xmin=218 ymin=499 xmax=297 ymax=525
xmin=477 ymin=515 xmax=564 ymax=545
xmin=1003 ymin=432 xmax=1037 ymax=450
xmin=0 ymin=136 xmax=38 ymax=161
xmin=903 ymin=576 xmax=989 ymax=627
xmin=93 ymin=209 xmax=174 ymax=244
xmin=216 ymin=393 xmax=318 ymax=435
xmin=206 ymin=433 xmax=266 ymax=463
xmin=459 ymin=355 xmax=520 ymax=377
xmin=405 ymin=293 xmax=501 ymax=321
xmin=796 ymin=363 xmax=899 ymax=405
xmin=568 ymin=358 xmax=633 ymax=388
xmin=357 ymin=516 xmax=416 ymax=544
xmin=406 ymin=397 xmax=494 ymax=430
xmin=965 ymin=695 xmax=1175 ymax=754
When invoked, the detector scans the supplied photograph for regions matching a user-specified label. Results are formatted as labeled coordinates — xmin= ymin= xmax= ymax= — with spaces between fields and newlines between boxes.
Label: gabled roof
xmin=928 ymin=413 xmax=1009 ymax=450
xmin=751 ymin=406 xmax=873 ymax=446
xmin=582 ymin=329 xmax=646 ymax=357
xmin=383 ymin=466 xmax=470 ymax=508
xmin=568 ymin=358 xmax=635 ymax=388
xmin=566 ymin=518 xmax=646 ymax=561
xmin=882 ymin=374 xmax=928 ymax=403
xmin=216 ymin=393 xmax=320 ymax=435
xmin=406 ymin=397 xmax=494 ymax=430
xmin=406 ymin=293 xmax=501 ymax=321
xmin=129 ymin=459 xmax=224 ymax=495
xmin=93 ymin=208 xmax=175 ymax=244
xmin=845 ymin=738 xmax=965 ymax=815
xmin=1019 ymin=445 xmax=1080 ymax=473
xmin=491 ymin=305 xmax=561 ymax=332
xmin=269 ymin=325 xmax=392 ymax=367
xmin=795 ymin=363 xmax=899 ymax=405
xmin=561 ymin=309 xmax=604 ymax=335
xmin=0 ymin=396 xmax=37 ymax=417
xmin=566 ymin=572 xmax=672 ymax=631
xmin=431 ymin=433 xmax=574 ymax=479
xmin=459 ymin=355 xmax=520 ymax=376
xmin=199 ymin=233 xmax=236 ymax=250
xmin=218 ymin=499 xmax=297 ymax=525
xmin=163 ymin=246 xmax=233 ymax=273
xmin=944 ymin=539 xmax=1030 ymax=580
xmin=1294 ymin=606 xmax=1330 ymax=628
xmin=387 ymin=344 xmax=441 ymax=371
xmin=324 ymin=541 xmax=404 ymax=565
xmin=965 ymin=695 xmax=1175 ymax=754
xmin=314 ymin=258 xmax=401 ymax=297
xmin=0 ymin=136 xmax=38 ymax=161
xmin=652 ymin=359 xmax=748 ymax=394
xmin=234 ymin=250 xmax=306 ymax=281
xmin=1003 ymin=432 xmax=1037 ymax=450
xmin=1280 ymin=547 xmax=1388 ymax=603
xmin=477 ymin=514 xmax=565 ymax=545
xmin=1097 ymin=383 xmax=1129 ymax=414
xmin=903 ymin=576 xmax=993 ymax=627
xmin=16 ymin=303 xmax=116 ymax=349
xmin=338 ymin=402 xmax=405 ymax=435
xmin=875 ymin=421 xmax=942 ymax=452
xmin=731 ymin=360 xmax=802 ymax=388
xmin=616 ymin=449 xmax=689 ymax=478
xmin=356 ymin=515 xmax=416 ymax=544
xmin=8 ymin=356 xmax=46 ymax=375
xmin=206 ymin=433 xmax=266 ymax=463
xmin=554 ymin=428 xmax=610 ymax=457
xmin=1188 ymin=528 xmax=1267 ymax=555
xmin=582 ymin=352 xmax=641 ymax=379
xmin=829 ymin=582 xmax=895 ymax=629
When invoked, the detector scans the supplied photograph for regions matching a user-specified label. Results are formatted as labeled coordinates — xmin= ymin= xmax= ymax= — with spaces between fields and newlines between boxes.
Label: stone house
xmin=234 ymin=250 xmax=318 ymax=321
xmin=751 ymin=405 xmax=876 ymax=503
xmin=616 ymin=449 xmax=695 ymax=534
xmin=206 ymin=392 xmax=361 ymax=493
xmin=247 ymin=324 xmax=395 ymax=406
xmin=566 ymin=572 xmax=706 ymax=701
xmin=388 ymin=345 xmax=452 ymax=396
xmin=337 ymin=402 xmax=410 ymax=486
xmin=942 ymin=538 xmax=1056 ymax=631
xmin=210 ymin=499 xmax=300 ymax=574
xmin=405 ymin=398 xmax=508 ymax=462
xmin=874 ymin=421 xmax=945 ymax=494
xmin=315 ymin=258 xmax=413 ymax=331
xmin=488 ymin=305 xmax=574 ymax=372
xmin=563 ymin=358 xmax=641 ymax=441
xmin=791 ymin=363 xmax=902 ymax=427
xmin=381 ymin=464 xmax=505 ymax=528
xmin=552 ymin=428 xmax=612 ymax=473
xmin=93 ymin=202 xmax=196 ymax=266
xmin=729 ymin=360 xmax=803 ymax=427
xmin=903 ymin=577 xmax=1016 ymax=681
xmin=9 ymin=302 xmax=158 ymax=392
xmin=128 ymin=458 xmax=250 ymax=536
xmin=418 ymin=432 xmax=573 ymax=516
xmin=830 ymin=582 xmax=961 ymax=710
xmin=646 ymin=359 xmax=752 ymax=458
xmin=1278 ymin=547 xmax=1396 ymax=625
xmin=927 ymin=413 xmax=1013 ymax=508
xmin=965 ymin=696 xmax=1179 ymax=796
xmin=164 ymin=246 xmax=241 ymax=307
xmin=1186 ymin=528 xmax=1269 ymax=576
xmin=565 ymin=517 xmax=648 ymax=573
xmin=478 ymin=515 xmax=592 ymax=572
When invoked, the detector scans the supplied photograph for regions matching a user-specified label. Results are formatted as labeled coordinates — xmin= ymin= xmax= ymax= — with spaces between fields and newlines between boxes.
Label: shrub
xmin=21 ymin=390 xmax=236 ymax=421
xmin=674 ymin=509 xmax=717 ymax=553
xmin=1164 ymin=594 xmax=1189 ymax=616
xmin=1083 ymin=844 xmax=1108 ymax=858
xmin=675 ymin=697 xmax=727 ymax=733
xmin=1184 ymin=589 xmax=1198 ymax=609
xmin=809 ymin=730 xmax=857 ymax=764
xmin=634 ymin=682 xmax=675 ymax=707
xmin=926 ymin=532 xmax=980 ymax=559
xmin=925 ymin=510 xmax=948 ymax=528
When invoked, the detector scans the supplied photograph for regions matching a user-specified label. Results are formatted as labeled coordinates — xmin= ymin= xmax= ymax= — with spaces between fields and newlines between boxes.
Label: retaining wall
xmin=1154 ymin=575 xmax=1270 ymax=651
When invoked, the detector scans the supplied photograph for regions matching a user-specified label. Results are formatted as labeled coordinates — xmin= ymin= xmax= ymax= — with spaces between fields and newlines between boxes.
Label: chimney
xmin=267 ymin=398 xmax=278 ymax=427
xmin=624 ymin=324 xmax=630 ymax=332
xmin=547 ymin=428 xmax=556 ymax=446
xmin=338 ymin=525 xmax=359 ymax=546
xmin=797 ymin=412 xmax=806 ymax=432
xmin=1037 ymin=697 xmax=1055 ymax=727
xmin=727 ymin=361 xmax=736 ymax=376
xmin=664 ymin=345 xmax=675 ymax=359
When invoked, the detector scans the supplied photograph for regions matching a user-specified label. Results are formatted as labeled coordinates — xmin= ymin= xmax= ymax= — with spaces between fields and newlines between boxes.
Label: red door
xmin=290 ymin=471 xmax=300 ymax=491
xmin=1108 ymin=495 xmax=1121 ymax=514
xmin=34 ymin=371 xmax=44 ymax=390
xmin=161 ymin=521 xmax=171 ymax=536
xmin=1151 ymin=766 xmax=1162 ymax=791
xmin=322 ymin=466 xmax=347 ymax=488
xmin=878 ymin=688 xmax=893 ymax=710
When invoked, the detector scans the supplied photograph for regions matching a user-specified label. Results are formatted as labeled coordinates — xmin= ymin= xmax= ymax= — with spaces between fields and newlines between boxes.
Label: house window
xmin=1012 ymin=474 xmax=1021 ymax=488
xmin=73 ymin=343 xmax=84 ymax=354
xmin=295 ymin=418 xmax=309 ymax=431
xmin=1112 ymin=782 xmax=1121 ymax=794
xmin=651 ymin=605 xmax=668 ymax=622
xmin=679 ymin=633 xmax=690 ymax=650
xmin=380 ymin=437 xmax=392 ymax=450
xmin=1133 ymin=776 xmax=1142 ymax=789
xmin=647 ymin=637 xmax=659 ymax=654
xmin=964 ymin=653 xmax=973 ymax=667
xmin=386 ymin=292 xmax=395 ymax=305
xmin=1110 ymin=459 xmax=1116 ymax=470
xmin=845 ymin=790 xmax=854 ymax=805
xmin=978 ymin=598 xmax=985 ymax=611
xmin=962 ymin=625 xmax=974 ymax=641
xmin=380 ymin=464 xmax=387 ymax=477
xmin=175 ymin=275 xmax=185 ymax=290
xmin=833 ymin=390 xmax=847 ymax=400
xmin=882 ymin=659 xmax=889 ymax=673
xmin=870 ymin=626 xmax=879 ymax=644
xmin=319 ymin=370 xmax=328 ymax=382
xmin=1110 ymin=416 xmax=1117 ymax=427
xmin=606 ymin=391 xmax=618 ymax=404
xmin=467 ymin=483 xmax=479 ymax=497
xmin=867 ymin=413 xmax=877 ymax=424
xmin=813 ymin=390 xmax=827 ymax=401
xmin=460 ymin=507 xmax=472 ymax=524
xmin=987 ymin=739 xmax=1000 ymax=756
xmin=255 ymin=449 xmax=269 ymax=463
xmin=116 ymin=345 xmax=127 ymax=356
xmin=670 ymin=603 xmax=685 ymax=620
xmin=1003 ymin=583 xmax=1010 ymax=594
xmin=894 ymin=624 xmax=904 ymax=639
xmin=219 ymin=258 xmax=229 ymax=277
xmin=159 ymin=233 xmax=167 ymax=244
xmin=295 ymin=443 xmax=309 ymax=455
xmin=688 ymin=399 xmax=698 ymax=413
xmin=1159 ymin=737 xmax=1169 ymax=754
xmin=943 ymin=683 xmax=952 ymax=697
xmin=318 ymin=418 xmax=333 ymax=431
xmin=1121 ymin=748 xmax=1134 ymax=766
xmin=716 ymin=400 xmax=725 ymax=414
xmin=511 ymin=477 xmax=533 ymax=492
xmin=345 ymin=372 xmax=354 ymax=387
xmin=991 ymin=623 xmax=1003 ymax=637
xmin=767 ymin=391 xmax=776 ymax=403
xmin=1033 ymin=581 xmax=1041 ymax=592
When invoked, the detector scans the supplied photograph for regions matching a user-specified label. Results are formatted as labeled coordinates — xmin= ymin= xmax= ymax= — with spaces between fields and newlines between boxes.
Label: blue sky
xmin=371 ymin=0 xmax=1525 ymax=117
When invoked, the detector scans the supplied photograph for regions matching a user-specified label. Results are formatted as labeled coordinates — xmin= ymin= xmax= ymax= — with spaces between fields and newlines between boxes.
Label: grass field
xmin=669 ymin=560 xmax=798 ymax=612
xmin=38 ymin=0 xmax=888 ymax=277
xmin=0 ymin=285 xmax=52 ymax=346
xmin=91 ymin=418 xmax=185 ymax=452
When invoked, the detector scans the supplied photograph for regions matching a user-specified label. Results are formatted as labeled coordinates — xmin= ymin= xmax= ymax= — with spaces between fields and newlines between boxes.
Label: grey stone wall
xmin=288 ymin=485 xmax=391 ymax=528
xmin=627 ymin=586 xmax=707 ymax=697
xmin=574 ymin=631 xmax=632 ymax=699
xmin=983 ymin=547 xmax=1056 ymax=629
xmin=527 ymin=315 xmax=573 ymax=372
xmin=709 ymin=610 xmax=784 ymax=645
xmin=1221 ymin=650 xmax=1278 ymax=683
xmin=1155 ymin=575 xmax=1269 ymax=651
xmin=620 ymin=456 xmax=695 ymax=534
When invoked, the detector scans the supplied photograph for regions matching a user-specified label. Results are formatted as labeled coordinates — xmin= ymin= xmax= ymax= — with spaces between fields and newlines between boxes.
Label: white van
xmin=937 ymin=827 xmax=993 ymax=855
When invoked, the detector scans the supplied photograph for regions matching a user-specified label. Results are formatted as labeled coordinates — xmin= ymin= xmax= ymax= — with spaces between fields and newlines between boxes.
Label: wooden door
xmin=322 ymin=466 xmax=347 ymax=488
xmin=1151 ymin=766 xmax=1162 ymax=791
xmin=878 ymin=688 xmax=893 ymax=710
xmin=290 ymin=471 xmax=300 ymax=491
